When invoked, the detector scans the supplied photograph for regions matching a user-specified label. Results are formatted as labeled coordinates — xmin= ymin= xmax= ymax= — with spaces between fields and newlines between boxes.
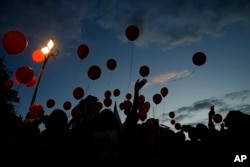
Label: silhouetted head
xmin=46 ymin=109 xmax=68 ymax=133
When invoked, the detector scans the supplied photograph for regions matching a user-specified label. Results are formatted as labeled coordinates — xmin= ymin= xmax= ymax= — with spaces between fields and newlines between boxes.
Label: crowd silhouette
xmin=1 ymin=78 xmax=249 ymax=166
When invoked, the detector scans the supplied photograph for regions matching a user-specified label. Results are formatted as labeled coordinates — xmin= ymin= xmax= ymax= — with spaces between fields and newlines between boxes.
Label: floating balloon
xmin=77 ymin=44 xmax=89 ymax=60
xmin=26 ymin=76 xmax=36 ymax=87
xmin=113 ymin=89 xmax=120 ymax=97
xmin=2 ymin=30 xmax=28 ymax=54
xmin=71 ymin=107 xmax=80 ymax=118
xmin=160 ymin=87 xmax=168 ymax=97
xmin=125 ymin=25 xmax=140 ymax=41
xmin=175 ymin=122 xmax=182 ymax=130
xmin=73 ymin=87 xmax=84 ymax=100
xmin=139 ymin=65 xmax=150 ymax=77
xmin=153 ymin=93 xmax=162 ymax=105
xmin=103 ymin=97 xmax=112 ymax=107
xmin=29 ymin=103 xmax=44 ymax=119
xmin=95 ymin=101 xmax=103 ymax=112
xmin=32 ymin=49 xmax=45 ymax=63
xmin=106 ymin=58 xmax=117 ymax=71
xmin=104 ymin=90 xmax=112 ymax=98
xmin=87 ymin=65 xmax=101 ymax=80
xmin=123 ymin=100 xmax=132 ymax=110
xmin=4 ymin=79 xmax=13 ymax=89
xmin=213 ymin=113 xmax=223 ymax=123
xmin=46 ymin=98 xmax=55 ymax=108
xmin=15 ymin=66 xmax=34 ymax=84
xmin=139 ymin=111 xmax=147 ymax=122
xmin=169 ymin=111 xmax=175 ymax=119
xmin=126 ymin=93 xmax=132 ymax=100
xmin=63 ymin=101 xmax=72 ymax=110
xmin=192 ymin=51 xmax=206 ymax=66
xmin=170 ymin=119 xmax=175 ymax=125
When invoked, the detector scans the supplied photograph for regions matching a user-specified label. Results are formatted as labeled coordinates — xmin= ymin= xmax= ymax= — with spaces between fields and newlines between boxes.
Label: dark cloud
xmin=1 ymin=0 xmax=249 ymax=52
xmin=160 ymin=89 xmax=250 ymax=125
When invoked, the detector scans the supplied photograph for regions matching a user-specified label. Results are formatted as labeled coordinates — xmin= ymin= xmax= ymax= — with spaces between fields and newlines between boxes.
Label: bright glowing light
xmin=47 ymin=39 xmax=54 ymax=50
xmin=41 ymin=47 xmax=49 ymax=54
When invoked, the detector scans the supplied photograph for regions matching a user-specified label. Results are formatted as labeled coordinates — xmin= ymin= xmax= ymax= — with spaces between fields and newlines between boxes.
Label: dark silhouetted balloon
xmin=213 ymin=113 xmax=223 ymax=123
xmin=63 ymin=101 xmax=72 ymax=110
xmin=29 ymin=103 xmax=44 ymax=119
xmin=160 ymin=87 xmax=168 ymax=97
xmin=77 ymin=44 xmax=89 ymax=60
xmin=125 ymin=25 xmax=140 ymax=41
xmin=87 ymin=65 xmax=101 ymax=80
xmin=106 ymin=58 xmax=117 ymax=70
xmin=139 ymin=65 xmax=150 ymax=77
xmin=192 ymin=52 xmax=206 ymax=66
xmin=26 ymin=76 xmax=36 ymax=87
xmin=2 ymin=30 xmax=28 ymax=54
xmin=153 ymin=93 xmax=162 ymax=104
xmin=73 ymin=87 xmax=84 ymax=100
xmin=169 ymin=111 xmax=175 ymax=119
xmin=113 ymin=89 xmax=120 ymax=97
xmin=4 ymin=79 xmax=13 ymax=89
xmin=46 ymin=98 xmax=55 ymax=108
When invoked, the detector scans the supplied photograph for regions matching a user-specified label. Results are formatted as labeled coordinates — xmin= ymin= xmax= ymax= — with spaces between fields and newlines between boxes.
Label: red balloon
xmin=95 ymin=101 xmax=103 ymax=112
xmin=103 ymin=97 xmax=112 ymax=107
xmin=170 ymin=119 xmax=175 ymax=125
xmin=139 ymin=111 xmax=147 ymax=122
xmin=63 ymin=101 xmax=72 ymax=110
xmin=29 ymin=103 xmax=44 ymax=119
xmin=71 ymin=107 xmax=80 ymax=118
xmin=26 ymin=76 xmax=36 ymax=87
xmin=73 ymin=87 xmax=84 ymax=100
xmin=126 ymin=93 xmax=132 ymax=100
xmin=32 ymin=49 xmax=45 ymax=63
xmin=46 ymin=98 xmax=55 ymax=108
xmin=169 ymin=111 xmax=175 ymax=119
xmin=106 ymin=58 xmax=117 ymax=70
xmin=104 ymin=90 xmax=112 ymax=98
xmin=213 ymin=113 xmax=223 ymax=123
xmin=160 ymin=87 xmax=168 ymax=97
xmin=77 ymin=44 xmax=89 ymax=60
xmin=15 ymin=66 xmax=34 ymax=84
xmin=87 ymin=65 xmax=101 ymax=80
xmin=139 ymin=65 xmax=150 ymax=77
xmin=192 ymin=52 xmax=206 ymax=66
xmin=125 ymin=25 xmax=140 ymax=41
xmin=123 ymin=100 xmax=132 ymax=110
xmin=153 ymin=93 xmax=162 ymax=105
xmin=2 ymin=30 xmax=28 ymax=54
xmin=175 ymin=122 xmax=182 ymax=130
xmin=4 ymin=79 xmax=13 ymax=89
xmin=113 ymin=89 xmax=120 ymax=97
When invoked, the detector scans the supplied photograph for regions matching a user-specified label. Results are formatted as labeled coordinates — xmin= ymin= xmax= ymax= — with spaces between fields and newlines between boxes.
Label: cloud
xmin=1 ymin=0 xmax=249 ymax=52
xmin=145 ymin=70 xmax=192 ymax=87
xmin=160 ymin=89 xmax=250 ymax=125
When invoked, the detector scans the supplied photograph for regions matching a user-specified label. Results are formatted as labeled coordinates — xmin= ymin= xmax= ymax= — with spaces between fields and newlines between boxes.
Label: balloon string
xmin=85 ymin=81 xmax=91 ymax=95
xmin=127 ymin=43 xmax=134 ymax=92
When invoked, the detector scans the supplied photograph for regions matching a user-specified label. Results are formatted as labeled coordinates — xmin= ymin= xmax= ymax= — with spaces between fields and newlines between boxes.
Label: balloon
xmin=71 ymin=107 xmax=80 ymax=118
xmin=139 ymin=65 xmax=150 ymax=77
xmin=153 ymin=93 xmax=162 ymax=104
xmin=32 ymin=49 xmax=45 ymax=63
xmin=95 ymin=101 xmax=103 ymax=112
xmin=213 ymin=113 xmax=223 ymax=123
xmin=192 ymin=51 xmax=206 ymax=66
xmin=169 ymin=111 xmax=175 ymax=119
xmin=143 ymin=101 xmax=151 ymax=112
xmin=113 ymin=89 xmax=120 ymax=97
xmin=46 ymin=98 xmax=55 ymax=108
xmin=63 ymin=101 xmax=72 ymax=110
xmin=29 ymin=103 xmax=44 ymax=119
xmin=126 ymin=93 xmax=132 ymax=100
xmin=4 ymin=79 xmax=13 ymax=89
xmin=87 ymin=65 xmax=101 ymax=80
xmin=15 ymin=66 xmax=34 ymax=84
xmin=106 ymin=58 xmax=117 ymax=70
xmin=2 ymin=30 xmax=28 ymax=54
xmin=13 ymin=75 xmax=21 ymax=84
xmin=73 ymin=87 xmax=84 ymax=100
xmin=26 ymin=76 xmax=36 ymax=87
xmin=104 ymin=90 xmax=112 ymax=98
xmin=175 ymin=122 xmax=182 ymax=130
xmin=103 ymin=97 xmax=112 ymax=107
xmin=170 ymin=119 xmax=175 ymax=125
xmin=160 ymin=87 xmax=168 ymax=97
xmin=139 ymin=111 xmax=147 ymax=122
xmin=77 ymin=44 xmax=89 ymax=60
xmin=125 ymin=25 xmax=140 ymax=41
xmin=123 ymin=100 xmax=132 ymax=110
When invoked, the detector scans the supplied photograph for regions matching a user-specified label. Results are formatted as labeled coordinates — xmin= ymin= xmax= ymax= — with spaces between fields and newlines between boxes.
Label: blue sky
xmin=1 ymin=0 xmax=250 ymax=130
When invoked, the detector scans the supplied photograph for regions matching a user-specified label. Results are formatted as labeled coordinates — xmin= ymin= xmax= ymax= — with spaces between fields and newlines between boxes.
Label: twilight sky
xmin=1 ymin=0 xmax=250 ymax=130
